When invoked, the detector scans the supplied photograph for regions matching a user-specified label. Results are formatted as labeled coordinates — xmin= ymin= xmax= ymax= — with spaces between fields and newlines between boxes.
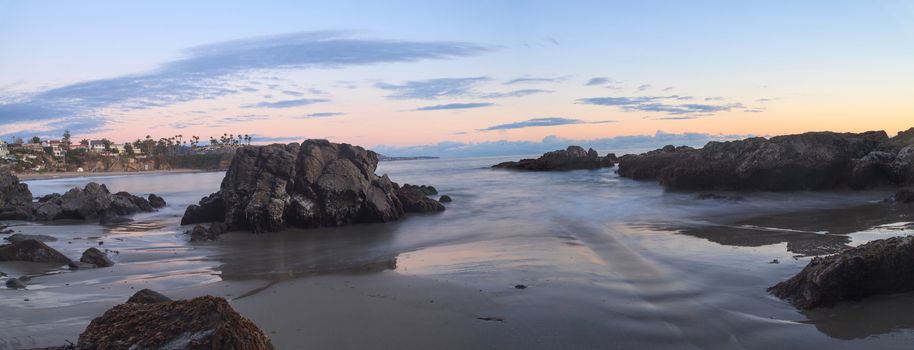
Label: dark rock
xmin=619 ymin=131 xmax=896 ymax=191
xmin=5 ymin=233 xmax=57 ymax=243
xmin=6 ymin=277 xmax=27 ymax=289
xmin=439 ymin=195 xmax=453 ymax=203
xmin=187 ymin=224 xmax=219 ymax=242
xmin=889 ymin=189 xmax=914 ymax=203
xmin=127 ymin=289 xmax=172 ymax=304
xmin=182 ymin=140 xmax=443 ymax=233
xmin=32 ymin=183 xmax=157 ymax=222
xmin=514 ymin=284 xmax=527 ymax=289
xmin=0 ymin=239 xmax=71 ymax=263
xmin=148 ymin=193 xmax=166 ymax=208
xmin=80 ymin=247 xmax=114 ymax=267
xmin=396 ymin=184 xmax=445 ymax=213
xmin=0 ymin=167 xmax=34 ymax=220
xmin=493 ymin=146 xmax=616 ymax=171
xmin=77 ymin=295 xmax=271 ymax=349
xmin=401 ymin=184 xmax=438 ymax=196
xmin=769 ymin=236 xmax=914 ymax=309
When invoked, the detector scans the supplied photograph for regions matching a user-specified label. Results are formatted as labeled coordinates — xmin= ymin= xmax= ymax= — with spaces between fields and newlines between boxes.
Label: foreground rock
xmin=182 ymin=140 xmax=443 ymax=233
xmin=619 ymin=130 xmax=914 ymax=191
xmin=76 ymin=294 xmax=270 ymax=349
xmin=493 ymin=146 xmax=616 ymax=171
xmin=148 ymin=193 xmax=166 ymax=208
xmin=4 ymin=233 xmax=57 ymax=243
xmin=33 ymin=183 xmax=160 ymax=222
xmin=769 ymin=236 xmax=914 ymax=309
xmin=186 ymin=223 xmax=229 ymax=242
xmin=6 ymin=277 xmax=27 ymax=289
xmin=0 ymin=167 xmax=33 ymax=220
xmin=127 ymin=288 xmax=173 ymax=304
xmin=80 ymin=247 xmax=114 ymax=267
xmin=0 ymin=239 xmax=70 ymax=263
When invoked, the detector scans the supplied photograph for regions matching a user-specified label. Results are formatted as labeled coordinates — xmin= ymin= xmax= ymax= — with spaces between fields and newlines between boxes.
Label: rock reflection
xmin=661 ymin=203 xmax=914 ymax=256
xmin=803 ymin=293 xmax=914 ymax=340
xmin=211 ymin=222 xmax=402 ymax=281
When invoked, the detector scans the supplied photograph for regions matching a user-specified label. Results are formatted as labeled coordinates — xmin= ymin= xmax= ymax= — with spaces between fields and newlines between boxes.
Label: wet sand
xmin=3 ymin=158 xmax=914 ymax=349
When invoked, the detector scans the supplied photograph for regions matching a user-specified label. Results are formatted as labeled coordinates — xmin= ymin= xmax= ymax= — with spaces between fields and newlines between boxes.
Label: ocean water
xmin=3 ymin=155 xmax=914 ymax=349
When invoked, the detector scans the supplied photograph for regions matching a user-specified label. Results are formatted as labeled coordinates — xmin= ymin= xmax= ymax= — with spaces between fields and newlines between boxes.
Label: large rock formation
xmin=618 ymin=130 xmax=914 ymax=191
xmin=0 ymin=167 xmax=33 ymax=220
xmin=77 ymin=294 xmax=270 ymax=349
xmin=182 ymin=140 xmax=444 ymax=233
xmin=769 ymin=236 xmax=914 ymax=309
xmin=493 ymin=146 xmax=616 ymax=171
xmin=33 ymin=183 xmax=158 ymax=222
xmin=0 ymin=239 xmax=71 ymax=264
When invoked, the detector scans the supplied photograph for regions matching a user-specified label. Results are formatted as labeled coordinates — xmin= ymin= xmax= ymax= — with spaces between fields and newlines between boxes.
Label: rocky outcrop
xmin=0 ymin=167 xmax=33 ymax=220
xmin=618 ymin=130 xmax=914 ymax=191
xmin=769 ymin=236 xmax=914 ymax=309
xmin=493 ymin=146 xmax=616 ymax=171
xmin=127 ymin=288 xmax=173 ymax=304
xmin=80 ymin=247 xmax=114 ymax=267
xmin=32 ymin=183 xmax=159 ymax=222
xmin=148 ymin=193 xmax=166 ymax=208
xmin=0 ymin=239 xmax=70 ymax=263
xmin=397 ymin=185 xmax=445 ymax=213
xmin=182 ymin=140 xmax=444 ymax=233
xmin=439 ymin=195 xmax=453 ymax=203
xmin=186 ymin=223 xmax=229 ymax=242
xmin=77 ymin=295 xmax=270 ymax=349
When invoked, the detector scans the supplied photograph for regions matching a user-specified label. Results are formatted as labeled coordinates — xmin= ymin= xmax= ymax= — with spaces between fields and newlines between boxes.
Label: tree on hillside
xmin=61 ymin=130 xmax=72 ymax=150
xmin=31 ymin=136 xmax=41 ymax=144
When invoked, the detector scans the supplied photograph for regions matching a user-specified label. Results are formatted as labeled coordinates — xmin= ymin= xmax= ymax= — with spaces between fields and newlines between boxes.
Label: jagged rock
xmin=397 ymin=185 xmax=445 ymax=213
xmin=127 ymin=289 xmax=172 ymax=304
xmin=401 ymin=184 xmax=438 ymax=196
xmin=32 ymin=183 xmax=158 ymax=222
xmin=619 ymin=131 xmax=897 ymax=190
xmin=493 ymin=146 xmax=616 ymax=171
xmin=187 ymin=224 xmax=217 ymax=242
xmin=769 ymin=236 xmax=914 ymax=309
xmin=182 ymin=140 xmax=443 ymax=233
xmin=0 ymin=167 xmax=33 ymax=220
xmin=148 ymin=193 xmax=166 ymax=208
xmin=0 ymin=239 xmax=71 ymax=263
xmin=439 ymin=195 xmax=453 ymax=203
xmin=77 ymin=295 xmax=271 ymax=349
xmin=80 ymin=247 xmax=114 ymax=267
xmin=5 ymin=233 xmax=57 ymax=243
xmin=6 ymin=277 xmax=27 ymax=289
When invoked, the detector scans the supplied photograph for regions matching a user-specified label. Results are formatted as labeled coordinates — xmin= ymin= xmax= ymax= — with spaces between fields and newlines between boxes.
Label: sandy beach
xmin=15 ymin=169 xmax=219 ymax=181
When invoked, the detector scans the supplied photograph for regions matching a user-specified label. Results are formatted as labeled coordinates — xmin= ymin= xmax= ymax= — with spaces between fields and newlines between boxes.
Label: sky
xmin=1 ymin=0 xmax=913 ymax=156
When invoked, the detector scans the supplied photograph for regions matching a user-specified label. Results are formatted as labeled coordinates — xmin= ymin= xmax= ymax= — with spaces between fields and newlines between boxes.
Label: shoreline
xmin=15 ymin=168 xmax=223 ymax=181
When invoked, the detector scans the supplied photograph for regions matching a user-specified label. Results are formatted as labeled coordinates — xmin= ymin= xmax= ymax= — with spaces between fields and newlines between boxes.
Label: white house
xmin=88 ymin=140 xmax=108 ymax=151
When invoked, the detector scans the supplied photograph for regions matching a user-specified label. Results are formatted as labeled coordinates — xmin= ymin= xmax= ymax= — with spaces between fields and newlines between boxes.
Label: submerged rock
xmin=401 ymin=184 xmax=438 ymax=196
xmin=182 ymin=140 xmax=443 ymax=233
xmin=32 ymin=183 xmax=160 ymax=222
xmin=127 ymin=289 xmax=173 ymax=304
xmin=186 ymin=224 xmax=227 ymax=242
xmin=769 ymin=236 xmax=914 ymax=309
xmin=4 ymin=233 xmax=57 ymax=243
xmin=80 ymin=247 xmax=114 ymax=267
xmin=77 ymin=295 xmax=271 ymax=349
xmin=439 ymin=195 xmax=453 ymax=203
xmin=493 ymin=146 xmax=616 ymax=171
xmin=397 ymin=185 xmax=445 ymax=213
xmin=148 ymin=193 xmax=166 ymax=208
xmin=6 ymin=277 xmax=27 ymax=289
xmin=0 ymin=167 xmax=33 ymax=220
xmin=0 ymin=239 xmax=71 ymax=263
xmin=618 ymin=130 xmax=913 ymax=191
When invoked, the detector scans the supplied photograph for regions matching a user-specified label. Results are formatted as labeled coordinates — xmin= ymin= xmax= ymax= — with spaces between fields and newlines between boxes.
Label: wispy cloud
xmin=503 ymin=76 xmax=565 ymax=85
xmin=0 ymin=31 xmax=491 ymax=133
xmin=375 ymin=77 xmax=490 ymax=99
xmin=479 ymin=89 xmax=553 ymax=98
xmin=243 ymin=98 xmax=329 ymax=109
xmin=282 ymin=90 xmax=304 ymax=96
xmin=480 ymin=117 xmax=615 ymax=131
xmin=637 ymin=84 xmax=652 ymax=92
xmin=414 ymin=102 xmax=494 ymax=111
xmin=577 ymin=95 xmax=742 ymax=117
xmin=302 ymin=112 xmax=345 ymax=118
xmin=585 ymin=77 xmax=612 ymax=86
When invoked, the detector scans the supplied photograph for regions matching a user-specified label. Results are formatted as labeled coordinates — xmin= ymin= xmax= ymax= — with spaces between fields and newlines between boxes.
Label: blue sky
xmin=1 ymin=0 xmax=912 ymax=156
